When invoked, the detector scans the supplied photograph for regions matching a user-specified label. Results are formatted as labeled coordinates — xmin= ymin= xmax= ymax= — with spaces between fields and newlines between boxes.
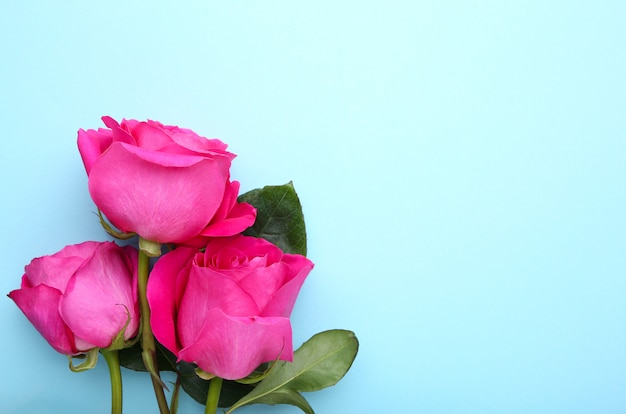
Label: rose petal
xmin=8 ymin=285 xmax=77 ymax=355
xmin=148 ymin=247 xmax=198 ymax=354
xmin=102 ymin=116 xmax=137 ymax=146
xmin=53 ymin=241 xmax=102 ymax=260
xmin=261 ymin=254 xmax=313 ymax=317
xmin=77 ymin=128 xmax=113 ymax=174
xmin=23 ymin=241 xmax=104 ymax=291
xmin=88 ymin=143 xmax=229 ymax=243
xmin=198 ymin=201 xmax=257 ymax=238
xmin=238 ymin=262 xmax=289 ymax=311
xmin=176 ymin=264 xmax=259 ymax=348
xmin=210 ymin=180 xmax=239 ymax=223
xmin=130 ymin=121 xmax=174 ymax=150
xmin=60 ymin=242 xmax=138 ymax=348
xmin=24 ymin=256 xmax=85 ymax=292
xmin=207 ymin=236 xmax=282 ymax=264
xmin=153 ymin=121 xmax=232 ymax=156
xmin=179 ymin=308 xmax=293 ymax=380
xmin=115 ymin=141 xmax=218 ymax=168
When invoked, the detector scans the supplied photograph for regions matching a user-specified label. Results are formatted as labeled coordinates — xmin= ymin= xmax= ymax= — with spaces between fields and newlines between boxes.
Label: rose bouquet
xmin=8 ymin=117 xmax=358 ymax=414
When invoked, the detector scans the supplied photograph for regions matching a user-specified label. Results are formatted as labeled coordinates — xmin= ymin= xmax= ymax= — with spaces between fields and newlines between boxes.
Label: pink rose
xmin=77 ymin=116 xmax=256 ymax=244
xmin=8 ymin=241 xmax=139 ymax=355
xmin=147 ymin=235 xmax=313 ymax=380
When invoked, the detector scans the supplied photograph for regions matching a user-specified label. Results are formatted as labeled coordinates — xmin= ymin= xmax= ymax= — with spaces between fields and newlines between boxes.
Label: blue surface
xmin=1 ymin=1 xmax=625 ymax=413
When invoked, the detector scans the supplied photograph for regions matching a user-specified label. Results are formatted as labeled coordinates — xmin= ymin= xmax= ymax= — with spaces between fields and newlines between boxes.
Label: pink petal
xmin=199 ymin=201 xmax=257 ymax=238
xmin=130 ymin=121 xmax=176 ymax=151
xmin=88 ymin=142 xmax=229 ymax=243
xmin=59 ymin=242 xmax=139 ymax=348
xmin=151 ymin=121 xmax=233 ymax=157
xmin=177 ymin=264 xmax=259 ymax=348
xmin=261 ymin=254 xmax=313 ymax=317
xmin=72 ymin=335 xmax=98 ymax=352
xmin=77 ymin=127 xmax=113 ymax=175
xmin=78 ymin=117 xmax=138 ymax=174
xmin=179 ymin=308 xmax=293 ymax=380
xmin=24 ymin=256 xmax=85 ymax=292
xmin=23 ymin=241 xmax=102 ymax=292
xmin=210 ymin=180 xmax=239 ymax=223
xmin=239 ymin=262 xmax=289 ymax=311
xmin=8 ymin=285 xmax=78 ymax=355
xmin=207 ymin=235 xmax=282 ymax=264
xmin=121 ymin=245 xmax=140 ymax=319
xmin=115 ymin=141 xmax=220 ymax=168
xmin=101 ymin=115 xmax=122 ymax=130
xmin=148 ymin=247 xmax=198 ymax=354
xmin=102 ymin=116 xmax=136 ymax=145
xmin=53 ymin=241 xmax=102 ymax=260
xmin=213 ymin=246 xmax=254 ymax=272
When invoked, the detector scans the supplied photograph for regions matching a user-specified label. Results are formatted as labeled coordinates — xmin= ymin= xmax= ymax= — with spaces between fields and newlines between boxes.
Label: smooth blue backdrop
xmin=1 ymin=1 xmax=625 ymax=413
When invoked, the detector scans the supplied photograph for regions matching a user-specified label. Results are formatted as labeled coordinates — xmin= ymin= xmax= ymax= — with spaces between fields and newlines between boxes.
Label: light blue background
xmin=1 ymin=1 xmax=625 ymax=413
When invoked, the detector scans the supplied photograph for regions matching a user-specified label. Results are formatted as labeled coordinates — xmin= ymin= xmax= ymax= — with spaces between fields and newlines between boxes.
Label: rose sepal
xmin=139 ymin=237 xmax=162 ymax=257
xmin=235 ymin=356 xmax=282 ymax=385
xmin=104 ymin=305 xmax=140 ymax=352
xmin=98 ymin=210 xmax=136 ymax=240
xmin=68 ymin=348 xmax=99 ymax=372
xmin=194 ymin=367 xmax=216 ymax=381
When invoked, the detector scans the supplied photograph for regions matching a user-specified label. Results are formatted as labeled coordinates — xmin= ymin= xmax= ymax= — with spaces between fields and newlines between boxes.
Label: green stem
xmin=101 ymin=349 xmax=123 ymax=414
xmin=204 ymin=377 xmax=223 ymax=414
xmin=169 ymin=375 xmax=181 ymax=414
xmin=138 ymin=245 xmax=170 ymax=414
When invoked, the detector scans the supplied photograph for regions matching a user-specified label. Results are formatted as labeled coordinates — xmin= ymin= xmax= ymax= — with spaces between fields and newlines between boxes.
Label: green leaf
xmin=238 ymin=182 xmax=307 ymax=256
xmin=178 ymin=361 xmax=254 ymax=407
xmin=226 ymin=330 xmax=359 ymax=414
xmin=247 ymin=389 xmax=313 ymax=414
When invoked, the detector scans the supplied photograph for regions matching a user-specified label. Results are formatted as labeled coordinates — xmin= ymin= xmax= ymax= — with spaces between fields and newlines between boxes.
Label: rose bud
xmin=8 ymin=241 xmax=139 ymax=356
xmin=147 ymin=235 xmax=313 ymax=380
xmin=77 ymin=116 xmax=256 ymax=245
